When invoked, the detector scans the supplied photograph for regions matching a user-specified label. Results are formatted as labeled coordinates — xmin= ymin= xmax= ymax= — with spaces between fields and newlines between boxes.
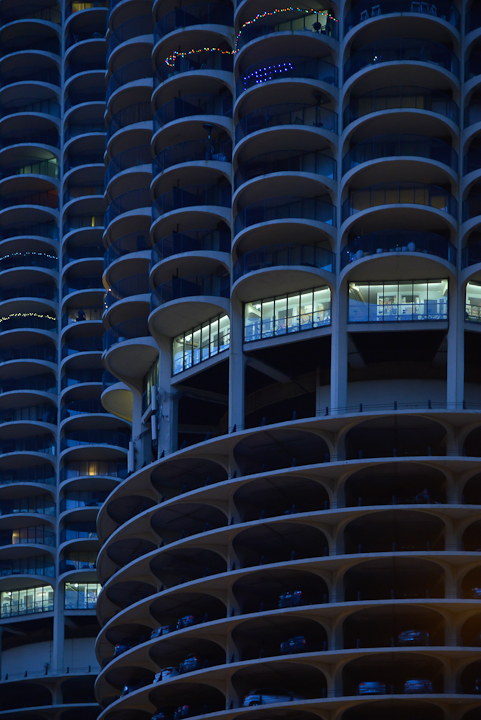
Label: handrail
xmin=152 ymin=184 xmax=231 ymax=221
xmin=343 ymin=133 xmax=458 ymax=173
xmin=235 ymin=148 xmax=336 ymax=188
xmin=155 ymin=50 xmax=233 ymax=84
xmin=342 ymin=182 xmax=457 ymax=221
xmin=341 ymin=230 xmax=457 ymax=267
xmin=234 ymin=242 xmax=335 ymax=280
xmin=103 ymin=317 xmax=150 ymax=351
xmin=104 ymin=232 xmax=150 ymax=269
xmin=237 ymin=55 xmax=338 ymax=95
xmin=345 ymin=0 xmax=460 ymax=33
xmin=151 ymin=228 xmax=231 ymax=265
xmin=104 ymin=274 xmax=150 ymax=309
xmin=154 ymin=94 xmax=232 ymax=130
xmin=236 ymin=102 xmax=337 ymax=142
xmin=153 ymin=138 xmax=232 ymax=175
xmin=234 ymin=195 xmax=335 ymax=234
xmin=151 ymin=274 xmax=230 ymax=308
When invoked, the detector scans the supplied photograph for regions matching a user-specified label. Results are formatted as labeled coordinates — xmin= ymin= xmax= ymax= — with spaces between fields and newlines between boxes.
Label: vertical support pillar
xmin=447 ymin=278 xmax=464 ymax=407
xmin=52 ymin=581 xmax=65 ymax=672
xmin=229 ymin=296 xmax=245 ymax=431
xmin=157 ymin=338 xmax=177 ymax=455
xmin=330 ymin=286 xmax=348 ymax=413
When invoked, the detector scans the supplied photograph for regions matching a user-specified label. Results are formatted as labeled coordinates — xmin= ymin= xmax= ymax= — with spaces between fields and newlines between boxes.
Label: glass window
xmin=244 ymin=286 xmax=331 ymax=342
xmin=466 ymin=281 xmax=481 ymax=322
xmin=349 ymin=280 xmax=448 ymax=323
xmin=64 ymin=582 xmax=101 ymax=610
xmin=172 ymin=315 xmax=230 ymax=375
xmin=1 ymin=585 xmax=53 ymax=618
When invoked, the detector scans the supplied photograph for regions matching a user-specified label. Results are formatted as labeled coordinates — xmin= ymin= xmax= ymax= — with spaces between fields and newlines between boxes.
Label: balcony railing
xmin=463 ymin=194 xmax=481 ymax=222
xmin=154 ymin=94 xmax=232 ymax=130
xmin=237 ymin=10 xmax=338 ymax=49
xmin=0 ymin=374 xmax=56 ymax=394
xmin=0 ymin=191 xmax=58 ymax=211
xmin=63 ymin=244 xmax=104 ymax=264
xmin=0 ymin=466 xmax=55 ymax=487
xmin=0 ymin=128 xmax=59 ymax=149
xmin=62 ymin=336 xmax=103 ymax=357
xmin=104 ymin=231 xmax=150 ymax=269
xmin=65 ymin=30 xmax=106 ymax=50
xmin=61 ymin=400 xmax=106 ymax=420
xmin=0 ymin=527 xmax=55 ymax=547
xmin=465 ymin=53 xmax=481 ymax=82
xmin=151 ymin=228 xmax=231 ymax=265
xmin=152 ymin=184 xmax=231 ymax=220
xmin=0 ymin=558 xmax=55 ymax=578
xmin=63 ymin=214 xmax=104 ymax=235
xmin=155 ymin=4 xmax=233 ymax=40
xmin=236 ymin=102 xmax=337 ymax=142
xmin=341 ymin=230 xmax=457 ymax=268
xmin=464 ymin=146 xmax=481 ymax=174
xmin=109 ymin=14 xmax=153 ymax=53
xmin=0 ymin=4 xmax=61 ymax=23
xmin=65 ymin=1 xmax=108 ymax=18
xmin=0 ymin=404 xmax=56 ymax=424
xmin=0 ymin=222 xmax=58 ymax=241
xmin=151 ymin=274 xmax=230 ymax=308
xmin=343 ymin=134 xmax=458 ymax=173
xmin=0 ymin=157 xmax=59 ymax=180
xmin=0 ymin=314 xmax=57 ymax=333
xmin=0 ymin=344 xmax=56 ymax=364
xmin=342 ymin=182 xmax=457 ymax=221
xmin=105 ymin=188 xmax=151 ymax=226
xmin=345 ymin=0 xmax=460 ymax=33
xmin=62 ymin=277 xmax=102 ymax=295
xmin=60 ymin=527 xmax=98 ymax=543
xmin=234 ymin=242 xmax=335 ymax=281
xmin=343 ymin=85 xmax=459 ymax=128
xmin=0 ymin=37 xmax=60 ymax=58
xmin=104 ymin=274 xmax=150 ymax=309
xmin=0 ymin=251 xmax=57 ymax=271
xmin=60 ymin=430 xmax=130 ymax=451
xmin=107 ymin=58 xmax=152 ymax=101
xmin=465 ymin=103 xmax=481 ymax=129
xmin=105 ymin=145 xmax=152 ymax=185
xmin=61 ymin=369 xmax=103 ymax=389
xmin=466 ymin=5 xmax=481 ymax=33
xmin=463 ymin=243 xmax=481 ymax=268
xmin=153 ymin=138 xmax=232 ymax=175
xmin=64 ymin=88 xmax=106 ymax=111
xmin=234 ymin=195 xmax=336 ymax=234
xmin=64 ymin=153 xmax=103 ymax=173
xmin=235 ymin=149 xmax=336 ymax=188
xmin=103 ymin=317 xmax=150 ymax=351
xmin=0 ymin=97 xmax=60 ymax=119
xmin=0 ymin=283 xmax=57 ymax=302
xmin=0 ymin=67 xmax=60 ymax=87
xmin=64 ymin=58 xmax=106 ymax=81
xmin=344 ymin=38 xmax=460 ymax=80
xmin=60 ymin=461 xmax=127 ymax=482
xmin=0 ymin=435 xmax=56 ymax=456
xmin=237 ymin=55 xmax=338 ymax=95
xmin=155 ymin=50 xmax=233 ymax=84
xmin=107 ymin=101 xmax=153 ymax=141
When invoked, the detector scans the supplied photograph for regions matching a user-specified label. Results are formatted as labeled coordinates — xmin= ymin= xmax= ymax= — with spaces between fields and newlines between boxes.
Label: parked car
xmin=120 ymin=679 xmax=148 ymax=697
xmin=114 ymin=643 xmax=132 ymax=657
xmin=176 ymin=614 xmax=195 ymax=630
xmin=152 ymin=713 xmax=167 ymax=720
xmin=242 ymin=688 xmax=303 ymax=706
xmin=280 ymin=635 xmax=306 ymax=654
xmin=151 ymin=625 xmax=173 ymax=639
xmin=179 ymin=654 xmax=202 ymax=673
xmin=474 ymin=678 xmax=481 ymax=694
xmin=404 ymin=678 xmax=433 ymax=693
xmin=398 ymin=630 xmax=429 ymax=646
xmin=470 ymin=587 xmax=481 ymax=599
xmin=278 ymin=590 xmax=304 ymax=608
xmin=174 ymin=705 xmax=190 ymax=719
xmin=154 ymin=667 xmax=179 ymax=683
xmin=357 ymin=681 xmax=386 ymax=695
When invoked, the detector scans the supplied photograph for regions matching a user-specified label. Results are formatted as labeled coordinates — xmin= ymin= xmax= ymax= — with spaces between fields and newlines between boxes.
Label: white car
xmin=154 ymin=667 xmax=179 ymax=683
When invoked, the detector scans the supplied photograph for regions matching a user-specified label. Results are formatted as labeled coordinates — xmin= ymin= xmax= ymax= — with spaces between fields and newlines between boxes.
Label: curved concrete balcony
xmin=104 ymin=274 xmax=150 ymax=312
xmin=62 ymin=211 xmax=104 ymax=239
xmin=104 ymin=231 xmax=150 ymax=273
xmin=150 ymin=275 xmax=230 ymax=337
xmin=105 ymin=144 xmax=152 ymax=188
xmin=107 ymin=57 xmax=153 ymax=104
xmin=151 ymin=183 xmax=231 ymax=230
xmin=235 ymin=148 xmax=336 ymax=192
xmin=0 ymin=22 xmax=60 ymax=60
xmin=342 ymin=134 xmax=458 ymax=176
xmin=103 ymin=317 xmax=158 ymax=381
xmin=344 ymin=0 xmax=460 ymax=34
xmin=107 ymin=99 xmax=153 ymax=143
xmin=65 ymin=0 xmax=108 ymax=20
xmin=236 ymin=10 xmax=338 ymax=53
xmin=236 ymin=56 xmax=338 ymax=98
xmin=154 ymin=50 xmax=234 ymax=87
xmin=341 ymin=182 xmax=458 ymax=225
xmin=153 ymin=137 xmax=232 ymax=176
xmin=109 ymin=13 xmax=153 ymax=56
xmin=154 ymin=93 xmax=233 ymax=136
xmin=101 ymin=371 xmax=133 ymax=423
xmin=343 ymin=86 xmax=460 ymax=129
xmin=0 ymin=59 xmax=60 ymax=90
xmin=341 ymin=230 xmax=457 ymax=269
xmin=155 ymin=4 xmax=233 ymax=45
xmin=236 ymin=102 xmax=337 ymax=144
xmin=151 ymin=227 xmax=231 ymax=273
xmin=0 ymin=301 xmax=57 ymax=335
xmin=105 ymin=188 xmax=151 ymax=228
xmin=60 ymin=429 xmax=129 ymax=455
xmin=0 ymin=94 xmax=60 ymax=123
xmin=0 ymin=243 xmax=57 ymax=273
xmin=344 ymin=38 xmax=460 ymax=82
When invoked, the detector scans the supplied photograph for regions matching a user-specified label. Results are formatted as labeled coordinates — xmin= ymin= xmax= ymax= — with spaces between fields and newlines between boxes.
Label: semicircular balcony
xmin=343 ymin=38 xmax=460 ymax=86
xmin=105 ymin=144 xmax=152 ymax=192
xmin=343 ymin=85 xmax=460 ymax=131
xmin=60 ymin=427 xmax=130 ymax=462
xmin=65 ymin=3 xmax=106 ymax=52
xmin=154 ymin=3 xmax=233 ymax=50
xmin=344 ymin=0 xmax=460 ymax=36
xmin=236 ymin=55 xmax=338 ymax=101
xmin=105 ymin=187 xmax=151 ymax=236
xmin=151 ymin=182 xmax=231 ymax=236
xmin=64 ymin=70 xmax=106 ymax=113
xmin=153 ymin=134 xmax=232 ymax=180
xmin=104 ymin=230 xmax=151 ymax=284
xmin=0 ymin=297 xmax=57 ymax=335
xmin=341 ymin=181 xmax=458 ymax=228
xmin=232 ymin=242 xmax=335 ymax=301
xmin=108 ymin=8 xmax=153 ymax=57
xmin=150 ymin=226 xmax=231 ymax=287
xmin=154 ymin=45 xmax=234 ymax=92
xmin=103 ymin=274 xmax=151 ymax=328
xmin=150 ymin=274 xmax=230 ymax=337
xmin=107 ymin=95 xmax=153 ymax=148
xmin=0 ymin=19 xmax=60 ymax=60
xmin=342 ymin=134 xmax=458 ymax=185
xmin=103 ymin=316 xmax=158 ymax=383
xmin=0 ymin=51 xmax=60 ymax=93
xmin=107 ymin=56 xmax=153 ymax=106
xmin=341 ymin=229 xmax=457 ymax=270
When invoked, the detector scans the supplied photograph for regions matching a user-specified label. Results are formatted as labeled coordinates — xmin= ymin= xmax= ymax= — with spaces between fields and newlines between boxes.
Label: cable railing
xmin=152 ymin=184 xmax=231 ymax=221
xmin=151 ymin=274 xmax=230 ymax=309
xmin=234 ymin=242 xmax=335 ymax=280
xmin=345 ymin=0 xmax=460 ymax=33
xmin=151 ymin=228 xmax=231 ymax=265
xmin=107 ymin=58 xmax=152 ymax=101
xmin=104 ymin=231 xmax=150 ymax=269
xmin=153 ymin=138 xmax=232 ymax=175
xmin=155 ymin=4 xmax=233 ymax=40
xmin=341 ymin=230 xmax=457 ymax=268
xmin=237 ymin=55 xmax=338 ymax=95
xmin=343 ymin=134 xmax=458 ymax=173
xmin=107 ymin=101 xmax=152 ymax=141
xmin=343 ymin=85 xmax=459 ymax=128
xmin=234 ymin=195 xmax=336 ymax=234
xmin=103 ymin=317 xmax=150 ymax=351
xmin=342 ymin=182 xmax=458 ymax=222
xmin=237 ymin=10 xmax=338 ymax=49
xmin=344 ymin=38 xmax=460 ymax=80
xmin=105 ymin=145 xmax=152 ymax=186
xmin=235 ymin=148 xmax=336 ymax=188
xmin=104 ymin=274 xmax=150 ymax=310
xmin=236 ymin=102 xmax=337 ymax=142
xmin=155 ymin=51 xmax=233 ymax=84
xmin=109 ymin=14 xmax=153 ymax=53
xmin=105 ymin=188 xmax=151 ymax=226
xmin=154 ymin=94 xmax=232 ymax=130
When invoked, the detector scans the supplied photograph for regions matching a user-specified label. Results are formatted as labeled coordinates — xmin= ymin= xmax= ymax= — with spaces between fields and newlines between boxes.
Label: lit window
xmin=466 ymin=281 xmax=481 ymax=322
xmin=173 ymin=314 xmax=230 ymax=375
xmin=348 ymin=279 xmax=448 ymax=323
xmin=0 ymin=585 xmax=54 ymax=618
xmin=244 ymin=286 xmax=331 ymax=342
xmin=64 ymin=582 xmax=101 ymax=609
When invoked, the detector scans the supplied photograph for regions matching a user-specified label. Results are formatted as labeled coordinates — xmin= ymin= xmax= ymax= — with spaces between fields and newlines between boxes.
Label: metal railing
xmin=152 ymin=184 xmax=231 ymax=220
xmin=103 ymin=317 xmax=150 ymax=351
xmin=104 ymin=231 xmax=150 ymax=269
xmin=345 ymin=0 xmax=459 ymax=32
xmin=343 ymin=134 xmax=458 ymax=173
xmin=153 ymin=138 xmax=232 ymax=175
xmin=152 ymin=228 xmax=230 ymax=264
xmin=151 ymin=275 xmax=230 ymax=308
xmin=237 ymin=55 xmax=338 ymax=95
xmin=235 ymin=195 xmax=335 ymax=234
xmin=341 ymin=230 xmax=456 ymax=267
xmin=104 ymin=274 xmax=150 ymax=309
xmin=154 ymin=93 xmax=232 ymax=129
xmin=234 ymin=242 xmax=335 ymax=280
xmin=342 ymin=182 xmax=457 ymax=221
xmin=236 ymin=102 xmax=337 ymax=142
xmin=235 ymin=149 xmax=336 ymax=188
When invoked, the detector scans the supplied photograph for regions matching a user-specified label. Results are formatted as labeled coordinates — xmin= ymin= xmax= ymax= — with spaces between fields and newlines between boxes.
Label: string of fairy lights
xmin=164 ymin=7 xmax=337 ymax=67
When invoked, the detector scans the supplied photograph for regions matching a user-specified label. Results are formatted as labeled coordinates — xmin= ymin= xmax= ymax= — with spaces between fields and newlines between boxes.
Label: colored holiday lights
xmin=164 ymin=7 xmax=338 ymax=66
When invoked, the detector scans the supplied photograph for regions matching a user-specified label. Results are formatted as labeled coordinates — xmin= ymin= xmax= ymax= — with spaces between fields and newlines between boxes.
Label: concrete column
xmin=157 ymin=338 xmax=178 ymax=454
xmin=52 ymin=581 xmax=65 ymax=671
xmin=330 ymin=286 xmax=348 ymax=413
xmin=228 ymin=296 xmax=246 ymax=431
xmin=447 ymin=279 xmax=464 ymax=407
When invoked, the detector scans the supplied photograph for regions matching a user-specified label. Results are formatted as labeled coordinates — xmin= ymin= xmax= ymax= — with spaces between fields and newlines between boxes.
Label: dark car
xmin=179 ymin=654 xmax=202 ymax=673
xmin=280 ymin=635 xmax=307 ymax=654
xmin=152 ymin=714 xmax=167 ymax=720
xmin=357 ymin=681 xmax=386 ymax=695
xmin=120 ymin=679 xmax=148 ymax=697
xmin=470 ymin=587 xmax=481 ymax=599
xmin=176 ymin=615 xmax=195 ymax=630
xmin=151 ymin=625 xmax=173 ymax=639
xmin=404 ymin=678 xmax=433 ymax=693
xmin=174 ymin=705 xmax=190 ymax=719
xmin=278 ymin=590 xmax=304 ymax=608
xmin=114 ymin=643 xmax=131 ymax=657
xmin=242 ymin=688 xmax=304 ymax=706
xmin=398 ymin=630 xmax=429 ymax=646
